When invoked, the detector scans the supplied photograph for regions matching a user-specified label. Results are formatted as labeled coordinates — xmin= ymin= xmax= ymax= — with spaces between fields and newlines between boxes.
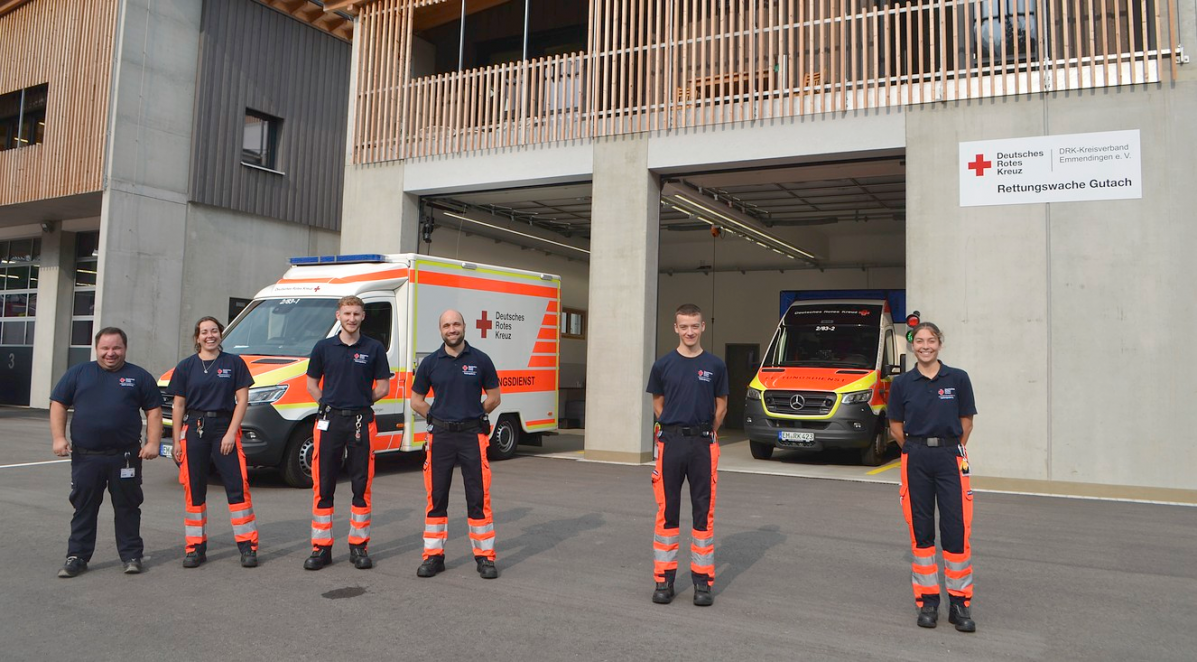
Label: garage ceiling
xmin=425 ymin=156 xmax=906 ymax=271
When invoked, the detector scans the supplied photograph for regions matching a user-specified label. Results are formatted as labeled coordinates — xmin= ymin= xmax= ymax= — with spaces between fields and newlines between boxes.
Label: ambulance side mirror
xmin=885 ymin=355 xmax=906 ymax=376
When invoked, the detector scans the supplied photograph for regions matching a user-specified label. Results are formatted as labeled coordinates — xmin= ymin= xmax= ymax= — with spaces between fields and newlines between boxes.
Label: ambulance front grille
xmin=159 ymin=387 xmax=173 ymax=420
xmin=763 ymin=390 xmax=835 ymax=416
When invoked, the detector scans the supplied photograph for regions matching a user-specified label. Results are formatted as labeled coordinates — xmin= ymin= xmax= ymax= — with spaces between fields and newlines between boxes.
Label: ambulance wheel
xmin=487 ymin=415 xmax=520 ymax=461
xmin=749 ymin=440 xmax=774 ymax=460
xmin=860 ymin=425 xmax=889 ymax=467
xmin=282 ymin=423 xmax=316 ymax=489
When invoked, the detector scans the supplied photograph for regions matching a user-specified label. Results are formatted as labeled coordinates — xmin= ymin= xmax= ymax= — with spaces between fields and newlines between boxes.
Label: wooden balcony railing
xmin=352 ymin=0 xmax=1183 ymax=163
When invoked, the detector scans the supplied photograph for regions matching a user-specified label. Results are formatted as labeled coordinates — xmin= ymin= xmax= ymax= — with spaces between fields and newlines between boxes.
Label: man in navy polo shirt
xmin=303 ymin=295 xmax=391 ymax=571
xmin=647 ymin=303 xmax=728 ymax=607
xmin=410 ymin=309 xmax=502 ymax=580
xmin=50 ymin=327 xmax=163 ymax=578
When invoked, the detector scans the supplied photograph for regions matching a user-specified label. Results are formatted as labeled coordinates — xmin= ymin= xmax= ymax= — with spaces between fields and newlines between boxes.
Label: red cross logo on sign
xmin=967 ymin=154 xmax=992 ymax=177
xmin=476 ymin=311 xmax=493 ymax=338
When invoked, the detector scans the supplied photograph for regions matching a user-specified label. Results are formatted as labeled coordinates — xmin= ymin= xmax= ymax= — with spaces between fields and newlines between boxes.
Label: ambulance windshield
xmin=764 ymin=304 xmax=882 ymax=369
xmin=223 ymin=298 xmax=338 ymax=357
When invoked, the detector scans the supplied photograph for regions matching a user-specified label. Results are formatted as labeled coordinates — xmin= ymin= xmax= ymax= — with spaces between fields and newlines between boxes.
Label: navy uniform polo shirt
xmin=412 ymin=341 xmax=499 ymax=422
xmin=646 ymin=350 xmax=729 ymax=426
xmin=306 ymin=334 xmax=391 ymax=410
xmin=165 ymin=352 xmax=254 ymax=413
xmin=888 ymin=361 xmax=977 ymax=437
xmin=50 ymin=361 xmax=161 ymax=451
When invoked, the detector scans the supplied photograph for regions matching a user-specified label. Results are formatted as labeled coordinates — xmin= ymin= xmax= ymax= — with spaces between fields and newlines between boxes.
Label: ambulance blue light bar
xmin=289 ymin=254 xmax=387 ymax=265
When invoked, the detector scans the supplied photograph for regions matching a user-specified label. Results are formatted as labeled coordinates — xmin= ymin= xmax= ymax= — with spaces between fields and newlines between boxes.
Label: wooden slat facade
xmin=352 ymin=0 xmax=1183 ymax=163
xmin=0 ymin=0 xmax=118 ymax=207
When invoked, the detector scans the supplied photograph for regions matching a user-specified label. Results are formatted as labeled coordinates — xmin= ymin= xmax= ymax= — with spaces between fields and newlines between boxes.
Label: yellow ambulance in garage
xmin=158 ymin=254 xmax=561 ymax=487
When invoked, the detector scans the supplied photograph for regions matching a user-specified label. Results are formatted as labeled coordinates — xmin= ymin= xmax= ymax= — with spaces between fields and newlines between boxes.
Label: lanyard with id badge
xmin=120 ymin=451 xmax=136 ymax=479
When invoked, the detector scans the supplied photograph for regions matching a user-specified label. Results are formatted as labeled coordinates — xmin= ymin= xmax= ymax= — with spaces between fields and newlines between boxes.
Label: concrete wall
xmin=906 ymin=82 xmax=1197 ymax=491
xmin=95 ymin=0 xmax=200 ymax=377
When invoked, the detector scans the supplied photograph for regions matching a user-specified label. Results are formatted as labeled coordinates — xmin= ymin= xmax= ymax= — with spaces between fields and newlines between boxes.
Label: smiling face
xmin=674 ymin=312 xmax=705 ymax=350
xmin=336 ymin=303 xmax=365 ymax=336
xmin=95 ymin=333 xmax=127 ymax=372
xmin=912 ymin=327 xmax=941 ymax=366
xmin=195 ymin=319 xmax=222 ymax=354
xmin=439 ymin=310 xmax=465 ymax=348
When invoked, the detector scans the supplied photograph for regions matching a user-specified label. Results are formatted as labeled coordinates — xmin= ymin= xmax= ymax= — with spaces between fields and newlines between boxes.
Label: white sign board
xmin=959 ymin=130 xmax=1142 ymax=207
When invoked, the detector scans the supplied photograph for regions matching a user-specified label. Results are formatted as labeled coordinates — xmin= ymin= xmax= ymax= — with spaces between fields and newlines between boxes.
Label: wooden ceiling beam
xmin=414 ymin=0 xmax=512 ymax=32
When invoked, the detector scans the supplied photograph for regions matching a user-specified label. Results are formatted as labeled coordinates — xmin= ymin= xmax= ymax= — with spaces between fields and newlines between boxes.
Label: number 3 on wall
xmin=7 ymin=353 xmax=14 ymax=370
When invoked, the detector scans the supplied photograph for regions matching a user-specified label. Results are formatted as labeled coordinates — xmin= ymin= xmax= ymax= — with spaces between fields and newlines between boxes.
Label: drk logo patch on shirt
xmin=118 ymin=377 xmax=136 ymax=387
xmin=938 ymin=387 xmax=956 ymax=400
xmin=462 ymin=364 xmax=478 ymax=376
xmin=216 ymin=368 xmax=232 ymax=378
xmin=353 ymin=352 xmax=370 ymax=364
xmin=697 ymin=369 xmax=714 ymax=383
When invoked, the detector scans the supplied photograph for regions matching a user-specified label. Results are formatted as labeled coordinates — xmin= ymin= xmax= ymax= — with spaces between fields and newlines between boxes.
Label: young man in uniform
xmin=303 ymin=296 xmax=391 ymax=571
xmin=647 ymin=304 xmax=728 ymax=606
xmin=410 ymin=309 xmax=502 ymax=580
xmin=50 ymin=327 xmax=163 ymax=577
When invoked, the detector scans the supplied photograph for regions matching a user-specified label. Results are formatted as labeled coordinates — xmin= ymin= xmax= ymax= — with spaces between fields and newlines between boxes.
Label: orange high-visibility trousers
xmin=310 ymin=411 xmax=376 ymax=551
xmin=422 ymin=430 xmax=495 ymax=560
xmin=899 ymin=442 xmax=974 ymax=608
xmin=177 ymin=418 xmax=258 ymax=554
xmin=652 ymin=429 xmax=719 ymax=585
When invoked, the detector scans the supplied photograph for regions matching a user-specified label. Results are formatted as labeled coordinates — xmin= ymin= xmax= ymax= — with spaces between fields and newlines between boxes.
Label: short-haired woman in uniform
xmin=888 ymin=322 xmax=977 ymax=632
xmin=167 ymin=316 xmax=259 ymax=568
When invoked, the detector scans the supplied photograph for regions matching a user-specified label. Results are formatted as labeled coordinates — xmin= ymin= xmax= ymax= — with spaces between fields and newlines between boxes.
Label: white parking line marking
xmin=0 ymin=459 xmax=70 ymax=469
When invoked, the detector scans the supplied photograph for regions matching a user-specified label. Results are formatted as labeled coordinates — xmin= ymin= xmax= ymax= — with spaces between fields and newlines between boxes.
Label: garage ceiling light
xmin=662 ymin=184 xmax=818 ymax=262
xmin=442 ymin=211 xmax=590 ymax=256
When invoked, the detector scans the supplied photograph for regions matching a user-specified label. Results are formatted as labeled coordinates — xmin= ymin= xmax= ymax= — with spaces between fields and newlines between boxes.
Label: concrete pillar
xmin=583 ymin=136 xmax=659 ymax=463
xmin=28 ymin=226 xmax=76 ymax=407
xmin=340 ymin=161 xmax=419 ymax=254
xmin=94 ymin=0 xmax=200 ymax=374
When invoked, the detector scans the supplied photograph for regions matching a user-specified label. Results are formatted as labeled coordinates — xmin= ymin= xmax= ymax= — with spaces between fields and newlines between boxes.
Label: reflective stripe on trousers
xmin=348 ymin=506 xmax=372 ymax=546
xmin=184 ymin=505 xmax=207 ymax=552
xmin=311 ymin=508 xmax=334 ymax=549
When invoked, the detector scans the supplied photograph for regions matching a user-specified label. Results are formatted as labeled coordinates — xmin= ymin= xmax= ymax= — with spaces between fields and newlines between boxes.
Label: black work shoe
xmin=182 ymin=551 xmax=206 ymax=568
xmin=417 ymin=556 xmax=445 ymax=578
xmin=123 ymin=558 xmax=143 ymax=574
xmin=693 ymin=581 xmax=714 ymax=607
xmin=350 ymin=547 xmax=373 ymax=570
xmin=240 ymin=550 xmax=258 ymax=568
xmin=476 ymin=558 xmax=498 ymax=579
xmin=303 ymin=547 xmax=332 ymax=571
xmin=917 ymin=604 xmax=939 ymax=628
xmin=651 ymin=581 xmax=675 ymax=604
xmin=58 ymin=556 xmax=87 ymax=578
xmin=949 ymin=604 xmax=976 ymax=632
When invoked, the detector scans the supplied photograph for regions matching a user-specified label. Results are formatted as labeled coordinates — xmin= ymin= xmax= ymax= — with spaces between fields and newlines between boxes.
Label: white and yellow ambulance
xmin=158 ymin=254 xmax=561 ymax=487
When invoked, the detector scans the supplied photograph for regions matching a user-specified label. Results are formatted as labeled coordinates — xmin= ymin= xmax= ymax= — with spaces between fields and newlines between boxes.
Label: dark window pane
xmin=74 ymin=263 xmax=97 ymax=287
xmin=68 ymin=347 xmax=91 ymax=368
xmin=361 ymin=302 xmax=392 ymax=348
xmin=0 ymin=295 xmax=6 ymax=316
xmin=0 ymin=241 xmax=8 ymax=262
xmin=2 ymin=321 xmax=23 ymax=344
xmin=7 ymin=266 xmax=29 ymax=289
xmin=71 ymin=320 xmax=93 ymax=346
xmin=29 ymin=238 xmax=40 ymax=261
xmin=25 ymin=293 xmax=36 ymax=317
xmin=27 ymin=265 xmax=37 ymax=288
xmin=242 ymin=110 xmax=279 ymax=169
xmin=8 ymin=239 xmax=33 ymax=262
xmin=5 ymin=294 xmax=29 ymax=317
xmin=73 ymin=291 xmax=95 ymax=316
xmin=24 ymin=320 xmax=35 ymax=345
xmin=75 ymin=231 xmax=99 ymax=259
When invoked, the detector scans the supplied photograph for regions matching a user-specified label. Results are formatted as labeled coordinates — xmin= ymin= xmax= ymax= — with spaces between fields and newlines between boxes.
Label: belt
xmin=187 ymin=410 xmax=232 ymax=419
xmin=905 ymin=436 xmax=960 ymax=447
xmin=427 ymin=416 xmax=483 ymax=432
xmin=659 ymin=423 xmax=713 ymax=438
xmin=323 ymin=407 xmax=372 ymax=417
xmin=74 ymin=446 xmax=139 ymax=456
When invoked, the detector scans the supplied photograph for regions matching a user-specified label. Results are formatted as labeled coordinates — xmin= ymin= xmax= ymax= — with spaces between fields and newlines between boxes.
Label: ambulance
xmin=742 ymin=298 xmax=906 ymax=466
xmin=157 ymin=254 xmax=561 ymax=487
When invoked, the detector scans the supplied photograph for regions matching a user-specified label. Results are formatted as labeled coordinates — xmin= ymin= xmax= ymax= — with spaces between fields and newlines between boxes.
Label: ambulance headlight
xmin=841 ymin=390 xmax=872 ymax=404
xmin=247 ymin=385 xmax=289 ymax=405
xmin=746 ymin=389 xmax=762 ymax=401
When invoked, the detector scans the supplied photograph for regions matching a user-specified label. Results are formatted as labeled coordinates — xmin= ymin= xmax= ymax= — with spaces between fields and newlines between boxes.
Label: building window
xmin=0 ymin=83 xmax=48 ymax=151
xmin=242 ymin=110 xmax=281 ymax=171
xmin=68 ymin=231 xmax=99 ymax=367
xmin=0 ymin=238 xmax=41 ymax=346
xmin=560 ymin=307 xmax=585 ymax=339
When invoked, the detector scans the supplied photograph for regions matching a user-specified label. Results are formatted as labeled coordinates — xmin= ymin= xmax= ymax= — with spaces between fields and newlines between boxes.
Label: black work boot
xmin=692 ymin=581 xmax=714 ymax=607
xmin=417 ymin=556 xmax=445 ymax=577
xmin=917 ymin=604 xmax=939 ymax=628
xmin=182 ymin=547 xmax=207 ymax=569
xmin=652 ymin=581 xmax=675 ymax=604
xmin=238 ymin=543 xmax=258 ymax=568
xmin=476 ymin=558 xmax=498 ymax=579
xmin=58 ymin=556 xmax=88 ymax=578
xmin=949 ymin=603 xmax=976 ymax=633
xmin=350 ymin=546 xmax=373 ymax=570
xmin=303 ymin=546 xmax=332 ymax=571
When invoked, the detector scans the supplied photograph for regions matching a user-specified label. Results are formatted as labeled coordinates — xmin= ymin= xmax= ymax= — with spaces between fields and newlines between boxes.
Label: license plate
xmin=159 ymin=443 xmax=172 ymax=458
xmin=778 ymin=431 xmax=815 ymax=442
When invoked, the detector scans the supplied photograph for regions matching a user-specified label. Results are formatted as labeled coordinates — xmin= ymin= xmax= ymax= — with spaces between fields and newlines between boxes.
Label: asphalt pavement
xmin=2 ymin=408 xmax=1195 ymax=662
